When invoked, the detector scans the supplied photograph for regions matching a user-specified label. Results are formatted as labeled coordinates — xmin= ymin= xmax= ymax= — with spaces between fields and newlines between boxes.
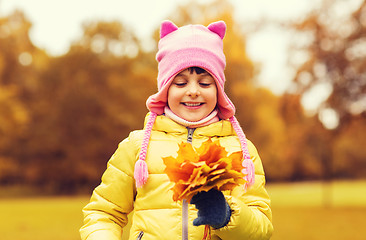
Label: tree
xmin=20 ymin=20 xmax=157 ymax=192
xmin=287 ymin=0 xmax=366 ymax=182
xmin=289 ymin=0 xmax=366 ymax=128
xmin=73 ymin=20 xmax=140 ymax=58
xmin=333 ymin=115 xmax=366 ymax=178
xmin=0 ymin=10 xmax=44 ymax=184
xmin=279 ymin=93 xmax=332 ymax=180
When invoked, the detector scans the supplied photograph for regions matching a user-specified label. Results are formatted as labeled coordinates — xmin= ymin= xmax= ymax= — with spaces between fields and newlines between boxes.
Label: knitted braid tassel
xmin=229 ymin=116 xmax=255 ymax=189
xmin=134 ymin=112 xmax=157 ymax=188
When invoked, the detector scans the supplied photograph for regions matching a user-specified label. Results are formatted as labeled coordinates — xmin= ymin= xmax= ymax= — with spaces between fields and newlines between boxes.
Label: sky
xmin=0 ymin=0 xmax=318 ymax=97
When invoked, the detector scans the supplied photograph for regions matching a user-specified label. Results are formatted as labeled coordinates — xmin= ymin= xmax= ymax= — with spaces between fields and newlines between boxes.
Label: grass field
xmin=267 ymin=181 xmax=366 ymax=240
xmin=1 ymin=181 xmax=365 ymax=240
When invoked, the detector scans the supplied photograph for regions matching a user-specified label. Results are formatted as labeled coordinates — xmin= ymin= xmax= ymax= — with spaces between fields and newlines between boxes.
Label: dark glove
xmin=190 ymin=189 xmax=231 ymax=229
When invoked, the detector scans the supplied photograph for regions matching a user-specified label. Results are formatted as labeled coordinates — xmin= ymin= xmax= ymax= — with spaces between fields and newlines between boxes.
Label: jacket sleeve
xmin=215 ymin=140 xmax=273 ymax=239
xmin=79 ymin=131 xmax=140 ymax=240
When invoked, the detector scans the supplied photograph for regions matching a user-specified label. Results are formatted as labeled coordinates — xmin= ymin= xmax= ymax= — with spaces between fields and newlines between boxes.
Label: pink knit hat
xmin=146 ymin=20 xmax=235 ymax=120
xmin=134 ymin=20 xmax=255 ymax=190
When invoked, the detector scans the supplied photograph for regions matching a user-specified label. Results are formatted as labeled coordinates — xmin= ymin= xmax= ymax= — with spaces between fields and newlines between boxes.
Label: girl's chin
xmin=180 ymin=114 xmax=206 ymax=122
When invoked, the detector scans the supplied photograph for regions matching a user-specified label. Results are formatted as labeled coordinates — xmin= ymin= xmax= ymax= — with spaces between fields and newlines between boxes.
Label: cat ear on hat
xmin=207 ymin=21 xmax=226 ymax=39
xmin=160 ymin=20 xmax=178 ymax=38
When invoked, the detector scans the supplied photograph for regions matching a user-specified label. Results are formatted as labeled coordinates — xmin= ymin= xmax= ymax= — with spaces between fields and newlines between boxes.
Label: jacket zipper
xmin=182 ymin=128 xmax=195 ymax=240
xmin=187 ymin=127 xmax=195 ymax=144
xmin=136 ymin=231 xmax=144 ymax=240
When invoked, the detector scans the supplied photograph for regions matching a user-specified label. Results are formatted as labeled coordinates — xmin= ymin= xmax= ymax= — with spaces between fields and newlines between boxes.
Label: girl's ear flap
xmin=207 ymin=21 xmax=226 ymax=39
xmin=160 ymin=20 xmax=179 ymax=38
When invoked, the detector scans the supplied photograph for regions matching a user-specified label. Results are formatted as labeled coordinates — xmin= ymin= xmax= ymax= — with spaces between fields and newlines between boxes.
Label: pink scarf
xmin=164 ymin=106 xmax=219 ymax=128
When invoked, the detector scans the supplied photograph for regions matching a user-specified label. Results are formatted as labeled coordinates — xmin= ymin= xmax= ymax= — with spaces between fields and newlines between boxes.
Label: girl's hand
xmin=190 ymin=189 xmax=231 ymax=229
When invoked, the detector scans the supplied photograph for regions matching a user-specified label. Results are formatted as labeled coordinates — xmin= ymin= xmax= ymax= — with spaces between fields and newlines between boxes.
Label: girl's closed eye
xmin=199 ymin=82 xmax=213 ymax=87
xmin=199 ymin=78 xmax=215 ymax=87
xmin=174 ymin=81 xmax=187 ymax=87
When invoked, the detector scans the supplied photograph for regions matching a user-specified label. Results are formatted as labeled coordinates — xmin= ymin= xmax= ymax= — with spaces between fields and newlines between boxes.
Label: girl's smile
xmin=167 ymin=68 xmax=217 ymax=122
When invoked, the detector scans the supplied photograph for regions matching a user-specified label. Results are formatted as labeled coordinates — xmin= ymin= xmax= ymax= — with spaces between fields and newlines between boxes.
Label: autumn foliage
xmin=163 ymin=139 xmax=245 ymax=202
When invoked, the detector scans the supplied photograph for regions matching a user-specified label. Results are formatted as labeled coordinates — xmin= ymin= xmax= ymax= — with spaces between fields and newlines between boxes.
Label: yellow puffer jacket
xmin=80 ymin=115 xmax=273 ymax=240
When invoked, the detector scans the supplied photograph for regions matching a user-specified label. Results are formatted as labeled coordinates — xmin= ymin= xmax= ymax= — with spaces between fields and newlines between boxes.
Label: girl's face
xmin=167 ymin=68 xmax=217 ymax=122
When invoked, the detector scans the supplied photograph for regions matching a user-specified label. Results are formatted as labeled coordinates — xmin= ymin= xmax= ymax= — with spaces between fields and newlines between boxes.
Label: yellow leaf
xmin=163 ymin=139 xmax=247 ymax=202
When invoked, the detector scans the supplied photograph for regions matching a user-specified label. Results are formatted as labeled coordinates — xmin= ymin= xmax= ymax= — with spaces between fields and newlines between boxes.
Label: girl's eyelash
xmin=172 ymin=80 xmax=213 ymax=87
xmin=200 ymin=82 xmax=213 ymax=87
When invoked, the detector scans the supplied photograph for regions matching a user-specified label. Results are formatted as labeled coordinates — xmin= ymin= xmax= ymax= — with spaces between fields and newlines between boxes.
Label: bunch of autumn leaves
xmin=163 ymin=139 xmax=247 ymax=202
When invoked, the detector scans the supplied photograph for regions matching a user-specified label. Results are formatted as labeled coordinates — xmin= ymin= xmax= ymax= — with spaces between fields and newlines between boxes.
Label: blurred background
xmin=0 ymin=0 xmax=365 ymax=239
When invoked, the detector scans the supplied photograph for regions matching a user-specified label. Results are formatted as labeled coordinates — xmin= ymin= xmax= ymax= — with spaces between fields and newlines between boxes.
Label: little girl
xmin=80 ymin=20 xmax=273 ymax=240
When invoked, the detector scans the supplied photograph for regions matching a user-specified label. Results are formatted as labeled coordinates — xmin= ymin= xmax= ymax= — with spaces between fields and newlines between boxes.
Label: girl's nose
xmin=187 ymin=83 xmax=200 ymax=97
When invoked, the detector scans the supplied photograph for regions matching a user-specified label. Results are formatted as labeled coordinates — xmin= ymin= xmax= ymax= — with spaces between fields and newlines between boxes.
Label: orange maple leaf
xmin=163 ymin=139 xmax=247 ymax=202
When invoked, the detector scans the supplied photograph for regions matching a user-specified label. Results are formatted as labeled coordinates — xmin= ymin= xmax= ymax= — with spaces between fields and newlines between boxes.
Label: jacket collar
xmin=143 ymin=113 xmax=235 ymax=137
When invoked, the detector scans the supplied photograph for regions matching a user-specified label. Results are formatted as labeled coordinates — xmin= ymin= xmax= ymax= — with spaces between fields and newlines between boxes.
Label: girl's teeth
xmin=184 ymin=103 xmax=201 ymax=107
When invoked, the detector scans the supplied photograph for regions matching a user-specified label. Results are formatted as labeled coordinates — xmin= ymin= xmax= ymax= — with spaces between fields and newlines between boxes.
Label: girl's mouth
xmin=183 ymin=103 xmax=203 ymax=107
